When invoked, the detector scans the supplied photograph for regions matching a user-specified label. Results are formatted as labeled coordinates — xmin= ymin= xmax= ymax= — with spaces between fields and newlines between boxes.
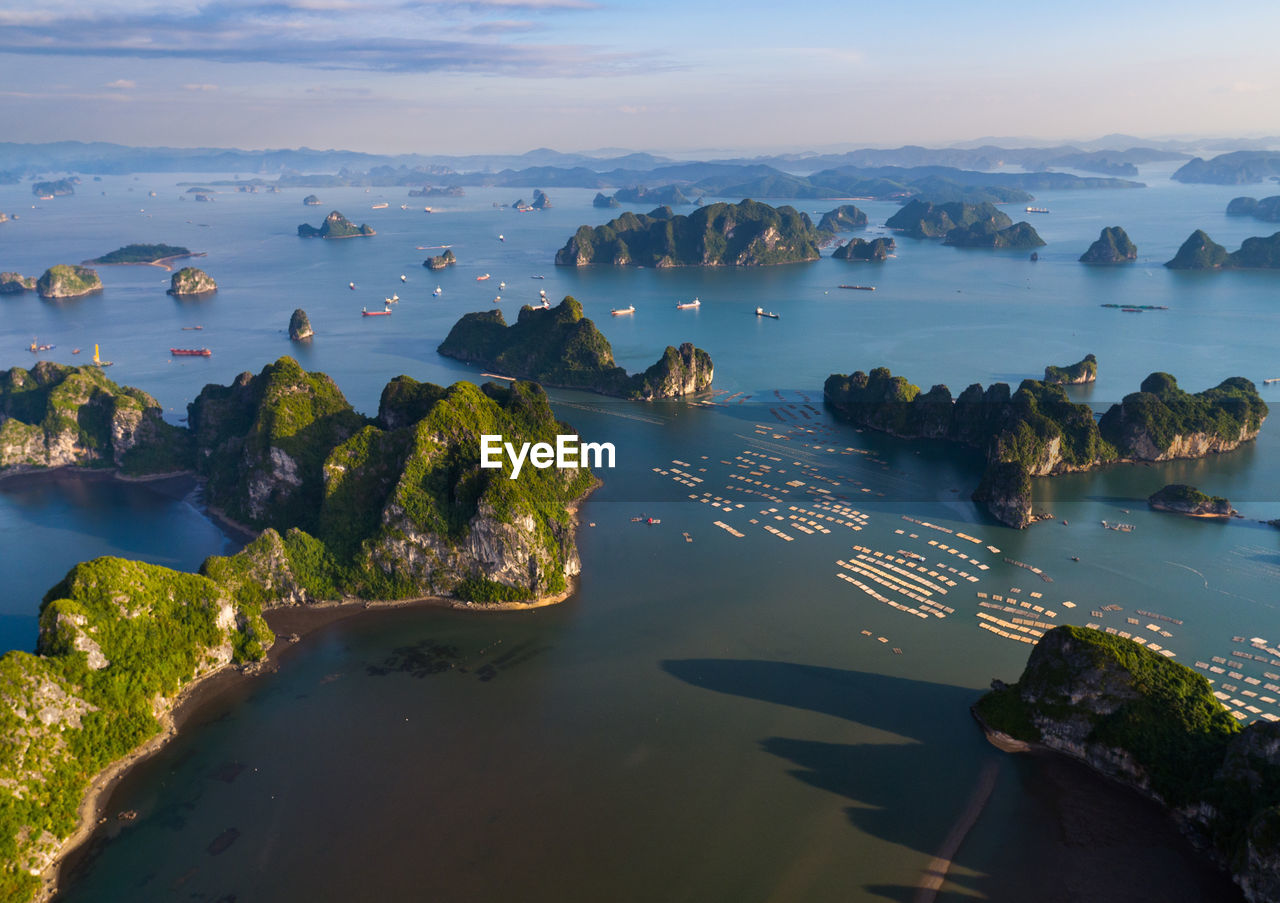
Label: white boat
xmin=755 ymin=307 xmax=779 ymax=319
xmin=499 ymin=281 xmax=506 ymax=290
xmin=433 ymin=286 xmax=442 ymax=297
xmin=400 ymin=274 xmax=406 ymax=282
xmin=498 ymin=234 xmax=505 ymax=241
xmin=493 ymin=295 xmax=502 ymax=303
xmin=611 ymin=305 xmax=635 ymax=316
xmin=676 ymin=297 xmax=700 ymax=310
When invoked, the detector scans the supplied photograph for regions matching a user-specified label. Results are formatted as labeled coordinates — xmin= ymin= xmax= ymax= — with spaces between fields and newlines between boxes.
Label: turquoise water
xmin=2 ymin=164 xmax=1277 ymax=899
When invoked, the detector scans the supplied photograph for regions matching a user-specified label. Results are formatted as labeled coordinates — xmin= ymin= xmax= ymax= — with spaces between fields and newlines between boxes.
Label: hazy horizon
xmin=1 ymin=1 xmax=1278 ymax=156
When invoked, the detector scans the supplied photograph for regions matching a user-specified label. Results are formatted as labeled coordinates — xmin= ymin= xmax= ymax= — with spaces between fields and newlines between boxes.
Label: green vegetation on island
xmin=885 ymin=200 xmax=1011 ymax=240
xmin=0 ymin=273 xmax=35 ymax=295
xmin=1147 ymin=483 xmax=1233 ymax=517
xmin=555 ymin=200 xmax=824 ymax=268
xmin=423 ymin=249 xmax=456 ymax=270
xmin=288 ymin=308 xmax=314 ymax=341
xmin=297 ymin=210 xmax=375 ymax=239
xmin=976 ymin=625 xmax=1280 ymax=900
xmin=35 ymin=266 xmax=102 ymax=300
xmin=88 ymin=244 xmax=193 ymax=265
xmin=944 ymin=220 xmax=1045 ymax=250
xmin=1079 ymin=226 xmax=1137 ymax=263
xmin=438 ymin=297 xmax=713 ymax=400
xmin=593 ymin=192 xmax=620 ymax=208
xmin=1226 ymin=196 xmax=1280 ymax=222
xmin=832 ymin=237 xmax=895 ymax=261
xmin=167 ymin=267 xmax=216 ymax=296
xmin=824 ymin=367 xmax=1266 ymax=528
xmin=817 ymin=204 xmax=868 ymax=233
xmin=1166 ymin=229 xmax=1280 ymax=270
xmin=0 ymin=362 xmax=193 ymax=475
xmin=1043 ymin=353 xmax=1097 ymax=385
xmin=31 ymin=179 xmax=75 ymax=197
xmin=0 ymin=358 xmax=600 ymax=897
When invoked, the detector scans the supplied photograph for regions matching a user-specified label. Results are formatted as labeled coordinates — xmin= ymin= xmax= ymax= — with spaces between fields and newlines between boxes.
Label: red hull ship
xmin=171 ymin=348 xmax=212 ymax=356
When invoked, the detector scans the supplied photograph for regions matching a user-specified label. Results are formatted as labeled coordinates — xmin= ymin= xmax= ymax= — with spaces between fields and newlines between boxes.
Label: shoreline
xmin=39 ymin=587 xmax=578 ymax=901
xmin=30 ymin=474 xmax=589 ymax=901
xmin=82 ymin=252 xmax=205 ymax=272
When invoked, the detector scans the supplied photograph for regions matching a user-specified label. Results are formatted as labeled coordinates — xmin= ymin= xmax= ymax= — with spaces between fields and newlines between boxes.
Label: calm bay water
xmin=1 ymin=163 xmax=1276 ymax=899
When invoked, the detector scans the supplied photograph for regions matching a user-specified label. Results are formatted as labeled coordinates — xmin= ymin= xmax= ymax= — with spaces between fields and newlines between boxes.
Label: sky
xmin=1 ymin=0 xmax=1278 ymax=155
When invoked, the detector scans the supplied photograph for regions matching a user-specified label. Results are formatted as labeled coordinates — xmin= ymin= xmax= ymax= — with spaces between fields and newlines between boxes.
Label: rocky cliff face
xmin=297 ymin=210 xmax=375 ymax=238
xmin=1148 ymin=483 xmax=1234 ymax=517
xmin=632 ymin=343 xmax=714 ymax=399
xmin=817 ymin=204 xmax=868 ymax=233
xmin=438 ymin=297 xmax=714 ymax=399
xmin=832 ymin=237 xmax=894 ymax=261
xmin=825 ymin=367 xmax=1265 ymax=528
xmin=167 ymin=266 xmax=217 ymax=296
xmin=977 ymin=626 xmax=1280 ymax=903
xmin=1044 ymin=353 xmax=1097 ymax=385
xmin=288 ymin=308 xmax=314 ymax=341
xmin=0 ymin=362 xmax=190 ymax=472
xmin=36 ymin=265 xmax=102 ymax=299
xmin=555 ymin=200 xmax=823 ymax=268
xmin=0 ymin=272 xmax=35 ymax=294
xmin=1080 ymin=226 xmax=1138 ymax=263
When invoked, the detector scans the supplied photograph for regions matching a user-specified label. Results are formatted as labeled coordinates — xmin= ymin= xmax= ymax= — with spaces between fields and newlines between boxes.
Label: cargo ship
xmin=170 ymin=348 xmax=211 ymax=356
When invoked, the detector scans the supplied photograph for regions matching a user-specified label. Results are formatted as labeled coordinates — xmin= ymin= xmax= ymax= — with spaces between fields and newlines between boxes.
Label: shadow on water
xmin=663 ymin=658 xmax=1244 ymax=903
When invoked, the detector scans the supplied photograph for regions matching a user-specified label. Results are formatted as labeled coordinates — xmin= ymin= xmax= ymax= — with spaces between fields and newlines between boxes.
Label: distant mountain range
xmin=2 ymin=138 xmax=1275 ymax=197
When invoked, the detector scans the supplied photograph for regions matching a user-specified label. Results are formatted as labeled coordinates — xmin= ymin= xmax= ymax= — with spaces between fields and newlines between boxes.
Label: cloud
xmin=0 ymin=0 xmax=641 ymax=78
xmin=104 ymin=79 xmax=137 ymax=89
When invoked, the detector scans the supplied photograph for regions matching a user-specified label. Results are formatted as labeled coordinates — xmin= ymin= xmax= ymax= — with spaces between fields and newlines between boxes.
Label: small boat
xmin=362 ymin=306 xmax=392 ymax=317
xmin=493 ymin=296 xmax=502 ymax=303
xmin=399 ymin=205 xmax=409 ymax=210
xmin=92 ymin=344 xmax=112 ymax=367
xmin=499 ymin=281 xmax=506 ymax=290
xmin=1264 ymin=378 xmax=1280 ymax=385
xmin=498 ymin=234 xmax=505 ymax=241
xmin=371 ymin=202 xmax=389 ymax=209
xmin=1025 ymin=206 xmax=1050 ymax=214
xmin=476 ymin=274 xmax=491 ymax=281
xmin=182 ymin=325 xmax=204 ymax=330
xmin=646 ymin=517 xmax=661 ymax=525
xmin=755 ymin=307 xmax=779 ymax=319
xmin=72 ymin=348 xmax=81 ymax=355
xmin=837 ymin=285 xmax=875 ymax=291
xmin=531 ymin=275 xmax=545 ymax=279
xmin=400 ymin=274 xmax=407 ymax=282
xmin=170 ymin=348 xmax=212 ymax=357
xmin=611 ymin=305 xmax=635 ymax=316
xmin=676 ymin=297 xmax=701 ymax=310
xmin=433 ymin=286 xmax=442 ymax=297
xmin=424 ymin=206 xmax=434 ymax=213
xmin=349 ymin=282 xmax=356 ymax=290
